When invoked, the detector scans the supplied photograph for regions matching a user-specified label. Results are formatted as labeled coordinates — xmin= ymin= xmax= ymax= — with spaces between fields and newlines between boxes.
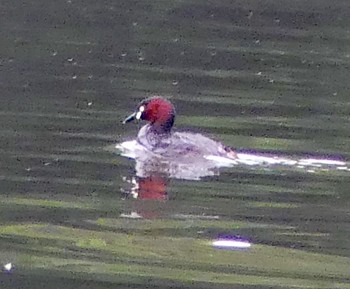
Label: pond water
xmin=1 ymin=0 xmax=350 ymax=288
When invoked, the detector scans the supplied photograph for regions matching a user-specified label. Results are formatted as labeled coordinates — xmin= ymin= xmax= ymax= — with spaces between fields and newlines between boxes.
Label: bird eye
xmin=136 ymin=105 xmax=145 ymax=120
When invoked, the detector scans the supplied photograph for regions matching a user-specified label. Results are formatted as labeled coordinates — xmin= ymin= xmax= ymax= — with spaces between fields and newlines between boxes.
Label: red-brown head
xmin=123 ymin=97 xmax=175 ymax=133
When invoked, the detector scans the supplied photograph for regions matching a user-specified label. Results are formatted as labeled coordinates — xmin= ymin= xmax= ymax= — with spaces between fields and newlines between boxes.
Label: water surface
xmin=1 ymin=0 xmax=350 ymax=288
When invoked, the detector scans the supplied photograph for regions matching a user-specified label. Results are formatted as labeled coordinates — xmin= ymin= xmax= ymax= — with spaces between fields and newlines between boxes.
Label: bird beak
xmin=123 ymin=105 xmax=144 ymax=124
xmin=122 ymin=112 xmax=137 ymax=124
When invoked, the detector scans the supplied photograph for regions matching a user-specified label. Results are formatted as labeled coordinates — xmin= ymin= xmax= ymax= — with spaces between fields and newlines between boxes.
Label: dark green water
xmin=1 ymin=0 xmax=350 ymax=288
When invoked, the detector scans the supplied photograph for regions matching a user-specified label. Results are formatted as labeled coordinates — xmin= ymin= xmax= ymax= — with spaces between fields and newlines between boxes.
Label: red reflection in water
xmin=120 ymin=174 xmax=169 ymax=219
xmin=138 ymin=175 xmax=167 ymax=200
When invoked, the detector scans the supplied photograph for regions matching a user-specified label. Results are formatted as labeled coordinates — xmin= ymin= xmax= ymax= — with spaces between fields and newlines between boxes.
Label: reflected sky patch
xmin=212 ymin=236 xmax=251 ymax=250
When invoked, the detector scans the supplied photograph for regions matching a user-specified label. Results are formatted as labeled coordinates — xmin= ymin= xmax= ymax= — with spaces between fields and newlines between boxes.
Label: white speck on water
xmin=269 ymin=79 xmax=275 ymax=83
xmin=172 ymin=80 xmax=179 ymax=86
xmin=67 ymin=58 xmax=74 ymax=62
xmin=87 ymin=101 xmax=93 ymax=106
xmin=333 ymin=92 xmax=337 ymax=96
xmin=132 ymin=22 xmax=138 ymax=26
xmin=52 ymin=51 xmax=58 ymax=56
xmin=256 ymin=72 xmax=262 ymax=76
xmin=247 ymin=11 xmax=253 ymax=19
xmin=4 ymin=263 xmax=12 ymax=272
xmin=255 ymin=39 xmax=260 ymax=44
xmin=121 ymin=52 xmax=127 ymax=57
xmin=72 ymin=75 xmax=77 ymax=79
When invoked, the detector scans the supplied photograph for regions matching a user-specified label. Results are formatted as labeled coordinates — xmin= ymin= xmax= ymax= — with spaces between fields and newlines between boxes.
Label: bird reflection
xmin=120 ymin=174 xmax=169 ymax=219
xmin=121 ymin=174 xmax=168 ymax=201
